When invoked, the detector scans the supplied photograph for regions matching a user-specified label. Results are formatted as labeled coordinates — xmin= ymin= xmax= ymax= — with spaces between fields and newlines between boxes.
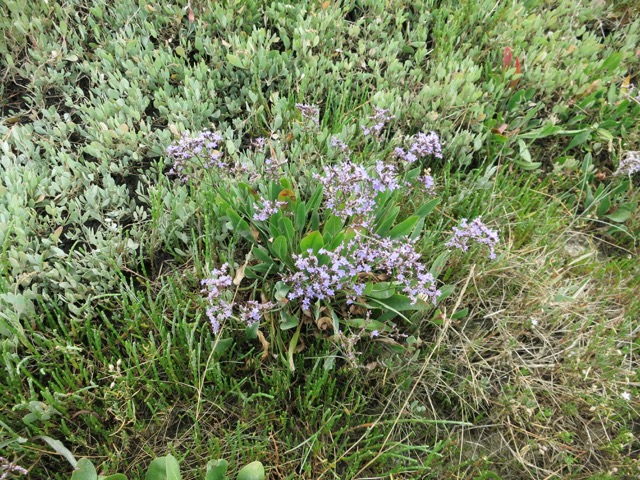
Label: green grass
xmin=1 ymin=0 xmax=639 ymax=479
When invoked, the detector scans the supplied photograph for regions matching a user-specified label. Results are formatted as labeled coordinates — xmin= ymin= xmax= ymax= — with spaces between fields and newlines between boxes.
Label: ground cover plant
xmin=1 ymin=0 xmax=639 ymax=478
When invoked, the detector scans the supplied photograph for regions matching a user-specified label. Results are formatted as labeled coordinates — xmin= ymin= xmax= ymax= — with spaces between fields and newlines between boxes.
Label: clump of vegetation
xmin=1 ymin=0 xmax=638 ymax=478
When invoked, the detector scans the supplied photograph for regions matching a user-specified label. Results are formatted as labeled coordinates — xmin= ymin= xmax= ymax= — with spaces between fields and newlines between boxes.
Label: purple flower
xmin=206 ymin=301 xmax=233 ymax=335
xmin=283 ymin=232 xmax=441 ymax=309
xmin=371 ymin=330 xmax=379 ymax=337
xmin=418 ymin=173 xmax=436 ymax=195
xmin=296 ymin=103 xmax=320 ymax=126
xmin=0 ymin=457 xmax=28 ymax=479
xmin=263 ymin=156 xmax=287 ymax=180
xmin=253 ymin=198 xmax=287 ymax=221
xmin=167 ymin=130 xmax=224 ymax=182
xmin=251 ymin=137 xmax=267 ymax=150
xmin=614 ymin=151 xmax=640 ymax=176
xmin=446 ymin=217 xmax=499 ymax=260
xmin=239 ymin=300 xmax=276 ymax=327
xmin=393 ymin=131 xmax=443 ymax=163
xmin=331 ymin=136 xmax=351 ymax=161
xmin=314 ymin=160 xmax=376 ymax=227
xmin=201 ymin=263 xmax=234 ymax=334
xmin=362 ymin=106 xmax=395 ymax=140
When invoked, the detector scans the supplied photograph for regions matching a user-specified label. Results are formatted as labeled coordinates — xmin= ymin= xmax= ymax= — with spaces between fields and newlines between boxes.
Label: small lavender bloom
xmin=446 ymin=217 xmax=499 ymax=260
xmin=296 ymin=103 xmax=320 ymax=126
xmin=371 ymin=330 xmax=379 ymax=337
xmin=362 ymin=106 xmax=395 ymax=140
xmin=201 ymin=263 xmax=233 ymax=301
xmin=331 ymin=136 xmax=351 ymax=161
xmin=314 ymin=160 xmax=376 ymax=227
xmin=393 ymin=132 xmax=443 ymax=162
xmin=263 ymin=156 xmax=287 ymax=179
xmin=239 ymin=300 xmax=276 ymax=327
xmin=372 ymin=161 xmax=401 ymax=193
xmin=419 ymin=173 xmax=436 ymax=195
xmin=253 ymin=198 xmax=287 ymax=221
xmin=167 ymin=130 xmax=224 ymax=182
xmin=206 ymin=300 xmax=233 ymax=335
xmin=251 ymin=137 xmax=267 ymax=150
xmin=614 ymin=151 xmax=640 ymax=176
xmin=0 ymin=457 xmax=28 ymax=479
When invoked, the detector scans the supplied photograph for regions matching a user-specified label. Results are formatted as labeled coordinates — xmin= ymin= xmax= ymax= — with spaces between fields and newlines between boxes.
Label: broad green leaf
xmin=364 ymin=282 xmax=395 ymax=299
xmin=605 ymin=208 xmax=632 ymax=223
xmin=272 ymin=235 xmax=289 ymax=261
xmin=565 ymin=129 xmax=592 ymax=151
xmin=306 ymin=185 xmax=323 ymax=215
xmin=213 ymin=338 xmax=234 ymax=355
xmin=322 ymin=215 xmax=343 ymax=242
xmin=101 ymin=475 xmax=128 ymax=480
xmin=596 ymin=195 xmax=611 ymax=216
xmin=388 ymin=215 xmax=420 ymax=239
xmin=226 ymin=53 xmax=246 ymax=69
xmin=294 ymin=202 xmax=307 ymax=231
xmin=237 ymin=461 xmax=265 ymax=480
xmin=300 ymin=231 xmax=324 ymax=255
xmin=280 ymin=311 xmax=299 ymax=330
xmin=415 ymin=198 xmax=439 ymax=217
xmin=374 ymin=206 xmax=400 ymax=236
xmin=144 ymin=455 xmax=181 ymax=480
xmin=71 ymin=459 xmax=98 ymax=480
xmin=205 ymin=459 xmax=228 ymax=480
xmin=35 ymin=435 xmax=77 ymax=468
xmin=430 ymin=251 xmax=450 ymax=279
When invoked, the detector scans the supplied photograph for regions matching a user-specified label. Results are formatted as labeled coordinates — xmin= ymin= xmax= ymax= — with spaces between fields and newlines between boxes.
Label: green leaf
xmin=280 ymin=310 xmax=299 ymax=330
xmin=226 ymin=53 xmax=246 ymax=69
xmin=226 ymin=208 xmax=256 ymax=244
xmin=205 ymin=459 xmax=228 ymax=480
xmin=300 ymin=231 xmax=324 ymax=255
xmin=605 ymin=208 xmax=632 ymax=223
xmin=144 ymin=455 xmax=181 ymax=480
xmin=518 ymin=139 xmax=532 ymax=162
xmin=101 ymin=475 xmax=127 ymax=480
xmin=294 ymin=202 xmax=307 ymax=232
xmin=374 ymin=206 xmax=400 ymax=236
xmin=272 ymin=236 xmax=289 ymax=261
xmin=71 ymin=459 xmax=98 ymax=480
xmin=414 ymin=198 xmax=439 ymax=217
xmin=364 ymin=282 xmax=395 ymax=299
xmin=565 ymin=129 xmax=592 ymax=151
xmin=279 ymin=217 xmax=295 ymax=242
xmin=237 ymin=461 xmax=265 ymax=480
xmin=213 ymin=338 xmax=234 ymax=356
xmin=388 ymin=215 xmax=420 ymax=239
xmin=253 ymin=247 xmax=274 ymax=265
xmin=322 ymin=215 xmax=343 ymax=242
xmin=369 ymin=294 xmax=431 ymax=312
xmin=596 ymin=195 xmax=611 ymax=216
xmin=430 ymin=251 xmax=450 ymax=279
xmin=306 ymin=185 xmax=323 ymax=215
xmin=600 ymin=51 xmax=622 ymax=72
xmin=451 ymin=308 xmax=469 ymax=320
xmin=35 ymin=435 xmax=77 ymax=468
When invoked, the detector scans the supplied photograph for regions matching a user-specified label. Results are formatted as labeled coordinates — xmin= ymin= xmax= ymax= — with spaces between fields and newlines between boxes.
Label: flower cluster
xmin=263 ymin=156 xmax=288 ymax=179
xmin=201 ymin=263 xmax=234 ymax=334
xmin=296 ymin=103 xmax=320 ymax=126
xmin=314 ymin=160 xmax=402 ymax=227
xmin=362 ymin=106 xmax=395 ymax=140
xmin=239 ymin=300 xmax=276 ymax=327
xmin=331 ymin=136 xmax=351 ymax=161
xmin=418 ymin=172 xmax=436 ymax=195
xmin=253 ymin=198 xmax=287 ymax=221
xmin=167 ymin=130 xmax=225 ymax=182
xmin=446 ymin=217 xmax=499 ymax=259
xmin=614 ymin=151 xmax=640 ymax=176
xmin=393 ymin=131 xmax=443 ymax=163
xmin=283 ymin=232 xmax=441 ymax=311
xmin=0 ymin=457 xmax=28 ymax=480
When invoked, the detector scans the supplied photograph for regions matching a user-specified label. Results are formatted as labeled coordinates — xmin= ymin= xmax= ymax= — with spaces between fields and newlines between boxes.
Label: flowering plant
xmin=166 ymin=103 xmax=499 ymax=366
